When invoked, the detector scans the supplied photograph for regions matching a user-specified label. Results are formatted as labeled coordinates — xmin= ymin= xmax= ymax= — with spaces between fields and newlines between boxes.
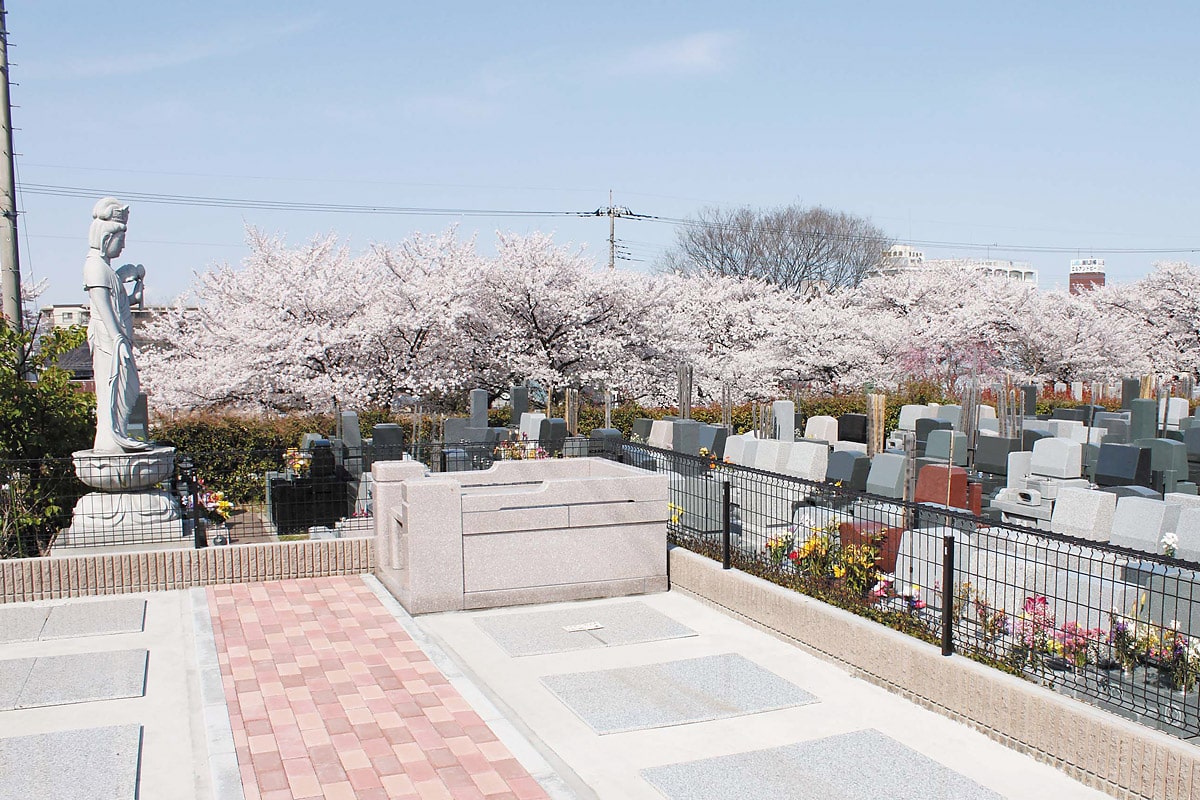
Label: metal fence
xmin=618 ymin=440 xmax=1200 ymax=741
xmin=0 ymin=446 xmax=374 ymax=557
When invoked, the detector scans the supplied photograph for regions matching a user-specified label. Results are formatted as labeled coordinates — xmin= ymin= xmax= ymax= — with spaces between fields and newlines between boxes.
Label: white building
xmin=870 ymin=245 xmax=1038 ymax=286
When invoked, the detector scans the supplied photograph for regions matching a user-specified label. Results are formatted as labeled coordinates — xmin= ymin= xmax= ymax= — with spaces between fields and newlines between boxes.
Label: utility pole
xmin=594 ymin=191 xmax=631 ymax=271
xmin=0 ymin=0 xmax=20 ymax=333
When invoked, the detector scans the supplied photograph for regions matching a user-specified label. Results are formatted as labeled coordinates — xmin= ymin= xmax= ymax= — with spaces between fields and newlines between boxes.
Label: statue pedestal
xmin=55 ymin=446 xmax=185 ymax=553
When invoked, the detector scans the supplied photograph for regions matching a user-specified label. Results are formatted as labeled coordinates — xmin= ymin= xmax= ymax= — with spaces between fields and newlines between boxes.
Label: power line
xmin=15 ymin=180 xmax=1200 ymax=257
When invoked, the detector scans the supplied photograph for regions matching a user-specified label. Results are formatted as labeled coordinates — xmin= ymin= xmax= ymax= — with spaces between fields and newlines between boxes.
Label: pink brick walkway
xmin=209 ymin=576 xmax=550 ymax=800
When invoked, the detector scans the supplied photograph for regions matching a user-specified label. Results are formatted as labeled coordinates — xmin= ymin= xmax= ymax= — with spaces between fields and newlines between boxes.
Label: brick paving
xmin=209 ymin=576 xmax=550 ymax=800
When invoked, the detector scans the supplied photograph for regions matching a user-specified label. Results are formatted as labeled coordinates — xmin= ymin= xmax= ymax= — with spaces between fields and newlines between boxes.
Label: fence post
xmin=438 ymin=448 xmax=447 ymax=473
xmin=721 ymin=480 xmax=732 ymax=570
xmin=178 ymin=455 xmax=207 ymax=549
xmin=941 ymin=533 xmax=955 ymax=656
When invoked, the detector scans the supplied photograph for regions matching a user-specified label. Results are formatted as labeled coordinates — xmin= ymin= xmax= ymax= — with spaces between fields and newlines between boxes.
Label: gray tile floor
xmin=0 ymin=649 xmax=148 ymax=710
xmin=0 ymin=725 xmax=143 ymax=800
xmin=476 ymin=601 xmax=698 ymax=657
xmin=0 ymin=597 xmax=146 ymax=643
xmin=541 ymin=652 xmax=817 ymax=734
xmin=641 ymin=729 xmax=1003 ymax=800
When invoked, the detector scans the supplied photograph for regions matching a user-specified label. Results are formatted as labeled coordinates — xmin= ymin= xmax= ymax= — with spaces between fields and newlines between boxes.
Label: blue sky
xmin=12 ymin=1 xmax=1200 ymax=306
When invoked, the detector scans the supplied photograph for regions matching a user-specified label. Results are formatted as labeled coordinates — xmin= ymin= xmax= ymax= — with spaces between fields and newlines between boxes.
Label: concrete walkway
xmin=1 ymin=574 xmax=1123 ymax=799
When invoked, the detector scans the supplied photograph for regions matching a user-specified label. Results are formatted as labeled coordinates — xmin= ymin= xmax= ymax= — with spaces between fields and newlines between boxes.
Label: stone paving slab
xmin=641 ymin=728 xmax=1002 ymax=800
xmin=0 ymin=724 xmax=143 ymax=800
xmin=540 ymin=652 xmax=817 ymax=734
xmin=209 ymin=576 xmax=552 ymax=800
xmin=0 ymin=604 xmax=50 ymax=643
xmin=40 ymin=597 xmax=147 ymax=640
xmin=475 ymin=601 xmax=697 ymax=657
xmin=9 ymin=649 xmax=148 ymax=709
xmin=0 ymin=656 xmax=34 ymax=710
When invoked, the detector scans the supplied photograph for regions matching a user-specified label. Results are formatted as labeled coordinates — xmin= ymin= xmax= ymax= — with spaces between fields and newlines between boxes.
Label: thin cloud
xmin=27 ymin=14 xmax=322 ymax=80
xmin=611 ymin=31 xmax=740 ymax=77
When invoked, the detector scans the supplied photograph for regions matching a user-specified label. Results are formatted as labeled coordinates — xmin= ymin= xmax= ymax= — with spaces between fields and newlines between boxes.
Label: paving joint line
xmin=189 ymin=587 xmax=245 ymax=800
xmin=359 ymin=574 xmax=589 ymax=800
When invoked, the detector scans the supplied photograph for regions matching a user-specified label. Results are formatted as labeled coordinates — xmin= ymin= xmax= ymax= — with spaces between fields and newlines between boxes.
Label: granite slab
xmin=39 ymin=598 xmax=147 ymax=640
xmin=0 ymin=605 xmax=50 ymax=643
xmin=14 ymin=649 xmax=148 ymax=709
xmin=541 ymin=653 xmax=816 ymax=734
xmin=0 ymin=725 xmax=142 ymax=800
xmin=0 ymin=656 xmax=34 ymax=710
xmin=642 ymin=728 xmax=1002 ymax=800
xmin=476 ymin=601 xmax=697 ymax=657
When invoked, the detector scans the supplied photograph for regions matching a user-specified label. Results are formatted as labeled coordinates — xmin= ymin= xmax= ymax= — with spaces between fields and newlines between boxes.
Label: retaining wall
xmin=0 ymin=538 xmax=374 ymax=603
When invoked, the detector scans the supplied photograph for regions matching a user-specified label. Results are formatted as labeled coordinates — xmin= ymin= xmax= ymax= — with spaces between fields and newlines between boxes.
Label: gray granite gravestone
xmin=1049 ymin=487 xmax=1115 ymax=542
xmin=1021 ymin=384 xmax=1037 ymax=416
xmin=632 ymin=418 xmax=654 ymax=441
xmin=697 ymin=424 xmax=728 ymax=459
xmin=538 ymin=418 xmax=568 ymax=455
xmin=1135 ymin=437 xmax=1190 ymax=493
xmin=672 ymin=419 xmax=705 ymax=456
xmin=1121 ymin=378 xmax=1142 ymax=410
xmin=444 ymin=417 xmax=470 ymax=443
xmin=469 ymin=388 xmax=489 ymax=429
xmin=510 ymin=385 xmax=529 ymax=425
xmin=865 ymin=453 xmax=906 ymax=499
xmin=1109 ymin=496 xmax=1181 ymax=554
xmin=1130 ymin=398 xmax=1158 ymax=441
xmin=826 ymin=450 xmax=870 ymax=492
xmin=588 ymin=427 xmax=623 ymax=458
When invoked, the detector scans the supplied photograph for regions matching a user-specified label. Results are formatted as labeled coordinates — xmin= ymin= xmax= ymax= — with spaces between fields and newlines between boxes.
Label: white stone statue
xmin=84 ymin=197 xmax=150 ymax=453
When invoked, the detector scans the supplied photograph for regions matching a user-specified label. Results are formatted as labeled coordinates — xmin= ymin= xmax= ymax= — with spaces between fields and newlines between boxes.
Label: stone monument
xmin=57 ymin=198 xmax=182 ymax=550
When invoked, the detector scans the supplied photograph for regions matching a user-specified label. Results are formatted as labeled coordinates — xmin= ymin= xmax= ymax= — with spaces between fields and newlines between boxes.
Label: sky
xmin=10 ymin=1 xmax=1200 ymax=307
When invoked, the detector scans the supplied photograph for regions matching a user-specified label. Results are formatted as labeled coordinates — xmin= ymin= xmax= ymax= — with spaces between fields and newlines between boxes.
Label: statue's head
xmin=89 ymin=196 xmax=129 ymax=259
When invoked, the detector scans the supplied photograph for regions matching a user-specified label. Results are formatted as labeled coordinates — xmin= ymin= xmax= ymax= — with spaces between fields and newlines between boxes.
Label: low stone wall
xmin=668 ymin=546 xmax=1200 ymax=800
xmin=0 ymin=539 xmax=374 ymax=603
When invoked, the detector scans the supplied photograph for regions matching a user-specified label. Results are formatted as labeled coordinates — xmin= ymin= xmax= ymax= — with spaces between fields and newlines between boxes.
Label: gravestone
xmin=519 ymin=412 xmax=547 ymax=441
xmin=444 ymin=417 xmax=470 ymax=443
xmin=736 ymin=436 xmax=760 ymax=467
xmin=825 ymin=450 xmax=870 ymax=492
xmin=1022 ymin=428 xmax=1048 ymax=451
xmin=935 ymin=404 xmax=962 ymax=428
xmin=1160 ymin=396 xmax=1190 ymax=431
xmin=371 ymin=423 xmax=405 ymax=464
xmin=978 ymin=418 xmax=999 ymax=433
xmin=1130 ymin=398 xmax=1158 ymax=442
xmin=1054 ymin=381 xmax=1068 ymax=395
xmin=781 ymin=440 xmax=828 ymax=483
xmin=1174 ymin=508 xmax=1200 ymax=563
xmin=648 ymin=420 xmax=673 ymax=449
xmin=922 ymin=429 xmax=968 ymax=466
xmin=975 ymin=435 xmax=1020 ymax=476
xmin=1070 ymin=381 xmax=1084 ymax=401
xmin=510 ymin=385 xmax=529 ymax=425
xmin=538 ymin=418 xmax=568 ymax=455
xmin=631 ymin=417 xmax=654 ymax=442
xmin=1029 ymin=437 xmax=1082 ymax=479
xmin=340 ymin=411 xmax=364 ymax=478
xmin=470 ymin=388 xmax=489 ymax=429
xmin=1093 ymin=443 xmax=1153 ymax=488
xmin=672 ymin=419 xmax=705 ymax=456
xmin=1108 ymin=497 xmax=1181 ymax=554
xmin=1049 ymin=487 xmax=1116 ymax=542
xmin=897 ymin=404 xmax=931 ymax=431
xmin=914 ymin=418 xmax=952 ymax=455
xmin=1121 ymin=378 xmax=1142 ymax=410
xmin=803 ymin=415 xmax=838 ymax=442
xmin=1047 ymin=419 xmax=1083 ymax=438
xmin=1006 ymin=451 xmax=1033 ymax=488
xmin=723 ymin=433 xmax=751 ymax=465
xmin=588 ymin=427 xmax=623 ymax=458
xmin=977 ymin=404 xmax=997 ymax=420
xmin=299 ymin=432 xmax=323 ymax=451
xmin=127 ymin=393 xmax=149 ymax=440
xmin=1097 ymin=485 xmax=1161 ymax=501
xmin=1021 ymin=384 xmax=1037 ymax=417
xmin=1135 ymin=437 xmax=1190 ymax=493
xmin=697 ymin=425 xmax=728 ymax=459
xmin=915 ymin=464 xmax=969 ymax=511
xmin=753 ymin=439 xmax=788 ymax=473
xmin=771 ymin=400 xmax=796 ymax=441
xmin=865 ymin=453 xmax=906 ymax=499
xmin=837 ymin=413 xmax=869 ymax=444
xmin=1099 ymin=418 xmax=1131 ymax=444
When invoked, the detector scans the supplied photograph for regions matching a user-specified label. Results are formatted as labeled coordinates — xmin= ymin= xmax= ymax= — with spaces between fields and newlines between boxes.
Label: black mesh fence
xmin=618 ymin=440 xmax=1200 ymax=740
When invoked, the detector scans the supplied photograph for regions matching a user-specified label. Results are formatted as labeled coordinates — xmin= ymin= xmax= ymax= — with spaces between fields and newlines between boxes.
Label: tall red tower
xmin=1069 ymin=258 xmax=1106 ymax=294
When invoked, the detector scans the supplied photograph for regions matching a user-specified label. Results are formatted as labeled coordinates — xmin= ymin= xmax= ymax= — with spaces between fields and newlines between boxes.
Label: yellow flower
xmin=833 ymin=565 xmax=846 ymax=578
